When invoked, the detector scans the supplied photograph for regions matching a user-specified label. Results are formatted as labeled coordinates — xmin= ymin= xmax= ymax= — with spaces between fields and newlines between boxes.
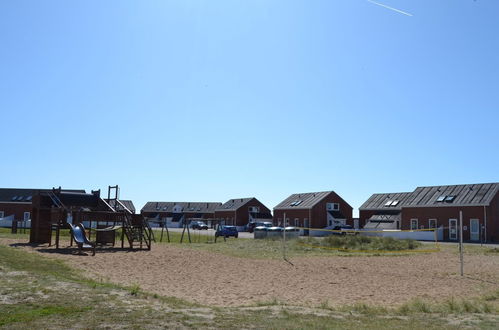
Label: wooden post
xmin=459 ymin=210 xmax=464 ymax=277
xmin=282 ymin=212 xmax=287 ymax=261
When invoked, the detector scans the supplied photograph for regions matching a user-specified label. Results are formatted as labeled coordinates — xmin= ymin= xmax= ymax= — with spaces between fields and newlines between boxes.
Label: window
xmin=391 ymin=200 xmax=399 ymax=206
xmin=24 ymin=212 xmax=30 ymax=221
xmin=294 ymin=218 xmax=299 ymax=227
xmin=384 ymin=200 xmax=393 ymax=206
xmin=436 ymin=196 xmax=446 ymax=202
xmin=290 ymin=200 xmax=302 ymax=206
xmin=327 ymin=203 xmax=339 ymax=211
xmin=410 ymin=219 xmax=418 ymax=230
xmin=428 ymin=219 xmax=437 ymax=229
xmin=444 ymin=195 xmax=456 ymax=203
xmin=285 ymin=218 xmax=290 ymax=226
xmin=0 ymin=211 xmax=4 ymax=218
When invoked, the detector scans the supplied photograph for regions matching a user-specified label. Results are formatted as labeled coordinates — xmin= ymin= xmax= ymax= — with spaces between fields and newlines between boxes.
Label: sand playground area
xmin=2 ymin=237 xmax=499 ymax=307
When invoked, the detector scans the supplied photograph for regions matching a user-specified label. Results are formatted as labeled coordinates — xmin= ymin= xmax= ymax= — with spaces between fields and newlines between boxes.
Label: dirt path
xmin=2 ymin=237 xmax=498 ymax=307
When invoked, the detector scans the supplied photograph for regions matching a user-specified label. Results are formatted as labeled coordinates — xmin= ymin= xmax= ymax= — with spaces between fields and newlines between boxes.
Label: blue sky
xmin=1 ymin=0 xmax=498 ymax=216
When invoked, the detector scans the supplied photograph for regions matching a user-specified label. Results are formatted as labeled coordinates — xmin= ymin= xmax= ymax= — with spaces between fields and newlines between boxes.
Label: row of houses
xmin=1 ymin=182 xmax=498 ymax=242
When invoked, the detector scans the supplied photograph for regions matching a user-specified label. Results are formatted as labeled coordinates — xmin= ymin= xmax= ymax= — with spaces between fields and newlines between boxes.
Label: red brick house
xmin=214 ymin=198 xmax=272 ymax=229
xmin=0 ymin=189 xmax=35 ymax=225
xmin=360 ymin=183 xmax=499 ymax=242
xmin=273 ymin=191 xmax=353 ymax=232
xmin=141 ymin=201 xmax=222 ymax=228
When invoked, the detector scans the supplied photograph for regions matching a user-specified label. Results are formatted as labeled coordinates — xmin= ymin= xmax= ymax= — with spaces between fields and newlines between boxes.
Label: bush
xmin=319 ymin=235 xmax=421 ymax=251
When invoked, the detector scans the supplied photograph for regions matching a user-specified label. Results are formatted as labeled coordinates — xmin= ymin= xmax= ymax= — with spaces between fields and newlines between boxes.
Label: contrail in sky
xmin=367 ymin=0 xmax=413 ymax=17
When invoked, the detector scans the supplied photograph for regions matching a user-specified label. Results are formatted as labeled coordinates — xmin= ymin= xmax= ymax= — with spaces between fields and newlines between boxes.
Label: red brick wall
xmin=488 ymin=192 xmax=499 ymax=242
xmin=273 ymin=209 xmax=310 ymax=227
xmin=213 ymin=210 xmax=236 ymax=225
xmin=0 ymin=203 xmax=32 ymax=220
xmin=401 ymin=206 xmax=491 ymax=242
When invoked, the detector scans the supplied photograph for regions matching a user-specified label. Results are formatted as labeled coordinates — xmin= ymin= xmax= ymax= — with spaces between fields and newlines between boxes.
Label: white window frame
xmin=24 ymin=212 xmax=30 ymax=221
xmin=294 ymin=218 xmax=299 ymax=227
xmin=428 ymin=219 xmax=437 ymax=229
xmin=0 ymin=211 xmax=4 ymax=218
xmin=449 ymin=219 xmax=458 ymax=240
xmin=410 ymin=218 xmax=418 ymax=230
xmin=470 ymin=218 xmax=480 ymax=241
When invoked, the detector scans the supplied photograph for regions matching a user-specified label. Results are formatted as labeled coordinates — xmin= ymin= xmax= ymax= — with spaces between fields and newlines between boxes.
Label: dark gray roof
xmin=274 ymin=191 xmax=333 ymax=210
xmin=405 ymin=183 xmax=499 ymax=207
xmin=359 ymin=192 xmax=413 ymax=210
xmin=0 ymin=188 xmax=85 ymax=203
xmin=215 ymin=198 xmax=255 ymax=211
xmin=105 ymin=199 xmax=136 ymax=213
xmin=142 ymin=202 xmax=222 ymax=213
xmin=360 ymin=183 xmax=499 ymax=210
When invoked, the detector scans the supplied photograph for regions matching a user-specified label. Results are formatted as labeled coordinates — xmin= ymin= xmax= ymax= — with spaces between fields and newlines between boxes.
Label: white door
xmin=470 ymin=219 xmax=480 ymax=241
xmin=449 ymin=219 xmax=457 ymax=240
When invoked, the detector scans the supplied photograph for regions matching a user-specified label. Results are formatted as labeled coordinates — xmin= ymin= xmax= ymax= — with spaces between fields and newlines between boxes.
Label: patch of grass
xmin=397 ymin=295 xmax=499 ymax=316
xmin=320 ymin=235 xmax=421 ymax=251
xmin=129 ymin=284 xmax=140 ymax=296
xmin=0 ymin=305 xmax=89 ymax=327
xmin=485 ymin=247 xmax=499 ymax=254
xmin=154 ymin=233 xmax=427 ymax=259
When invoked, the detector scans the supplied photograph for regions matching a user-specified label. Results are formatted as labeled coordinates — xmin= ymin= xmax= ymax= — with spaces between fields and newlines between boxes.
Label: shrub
xmin=320 ymin=235 xmax=421 ymax=252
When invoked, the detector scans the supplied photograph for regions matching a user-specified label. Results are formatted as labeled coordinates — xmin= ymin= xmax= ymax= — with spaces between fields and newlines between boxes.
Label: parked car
xmin=215 ymin=225 xmax=238 ymax=238
xmin=191 ymin=221 xmax=209 ymax=230
xmin=331 ymin=224 xmax=358 ymax=235
xmin=246 ymin=221 xmax=273 ymax=233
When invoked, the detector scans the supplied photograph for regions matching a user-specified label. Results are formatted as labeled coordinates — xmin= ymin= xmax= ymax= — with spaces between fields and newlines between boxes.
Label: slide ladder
xmin=122 ymin=212 xmax=152 ymax=250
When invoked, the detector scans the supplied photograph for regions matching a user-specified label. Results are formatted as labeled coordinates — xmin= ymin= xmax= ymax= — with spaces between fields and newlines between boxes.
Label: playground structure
xmin=29 ymin=185 xmax=153 ymax=252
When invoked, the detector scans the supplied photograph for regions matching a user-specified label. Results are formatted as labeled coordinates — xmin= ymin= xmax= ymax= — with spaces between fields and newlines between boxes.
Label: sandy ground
xmin=2 ymin=237 xmax=499 ymax=307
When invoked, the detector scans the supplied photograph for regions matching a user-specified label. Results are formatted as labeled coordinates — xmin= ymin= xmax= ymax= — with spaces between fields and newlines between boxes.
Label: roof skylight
xmin=436 ymin=195 xmax=446 ymax=202
xmin=445 ymin=195 xmax=456 ymax=202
